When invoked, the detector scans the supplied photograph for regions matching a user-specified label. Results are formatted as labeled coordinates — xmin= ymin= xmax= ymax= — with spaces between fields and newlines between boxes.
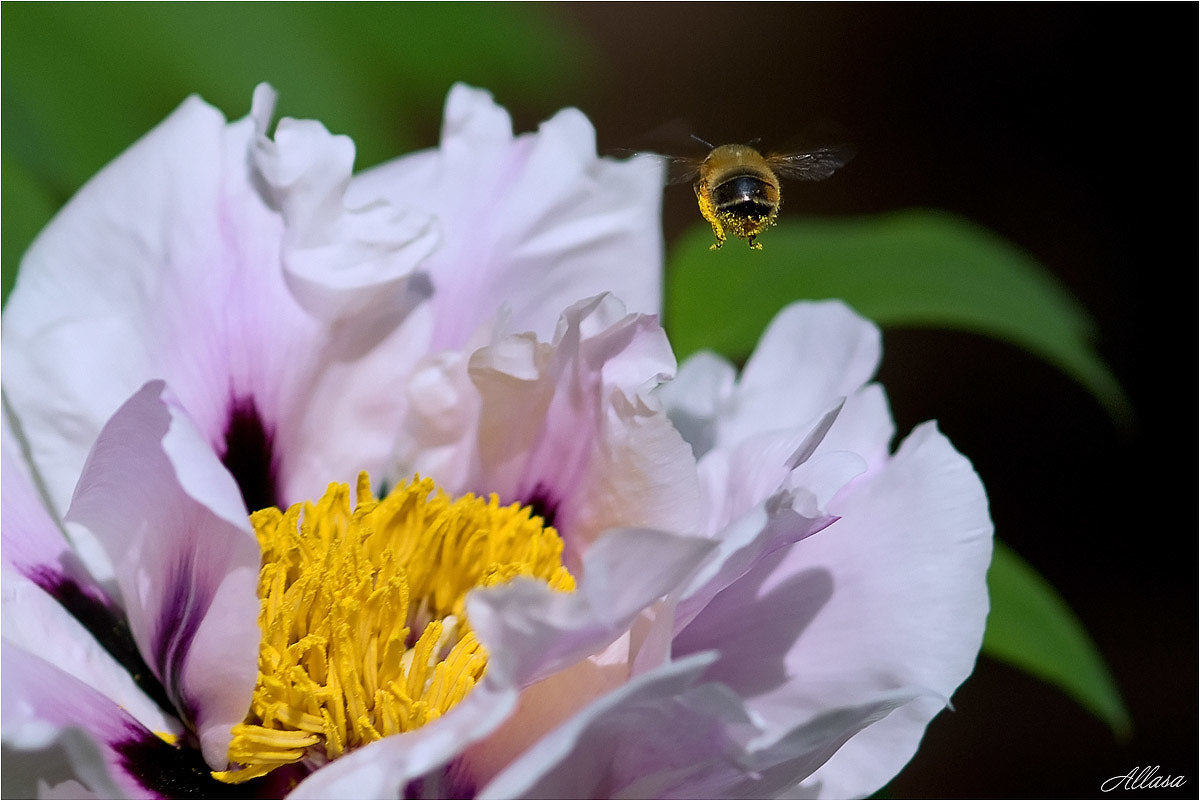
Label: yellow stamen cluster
xmin=213 ymin=473 xmax=574 ymax=784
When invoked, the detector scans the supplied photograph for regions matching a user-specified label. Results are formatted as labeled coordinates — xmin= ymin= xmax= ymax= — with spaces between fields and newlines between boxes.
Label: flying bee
xmin=672 ymin=136 xmax=854 ymax=250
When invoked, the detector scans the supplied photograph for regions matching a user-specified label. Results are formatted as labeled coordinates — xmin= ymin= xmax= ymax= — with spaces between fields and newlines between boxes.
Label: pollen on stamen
xmin=213 ymin=473 xmax=574 ymax=784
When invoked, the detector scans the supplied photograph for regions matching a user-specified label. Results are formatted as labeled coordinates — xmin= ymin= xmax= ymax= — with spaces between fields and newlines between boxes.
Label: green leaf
xmin=984 ymin=541 xmax=1130 ymax=738
xmin=665 ymin=210 xmax=1130 ymax=421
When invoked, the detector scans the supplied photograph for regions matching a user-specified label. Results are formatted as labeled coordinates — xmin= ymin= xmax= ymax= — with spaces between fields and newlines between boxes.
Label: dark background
xmin=552 ymin=3 xmax=1195 ymax=798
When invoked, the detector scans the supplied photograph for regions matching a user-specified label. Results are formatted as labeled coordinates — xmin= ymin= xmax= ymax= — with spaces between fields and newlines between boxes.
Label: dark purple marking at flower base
xmin=27 ymin=566 xmax=176 ymax=718
xmin=524 ymin=483 xmax=559 ymax=529
xmin=114 ymin=725 xmax=274 ymax=799
xmin=221 ymin=398 xmax=278 ymax=513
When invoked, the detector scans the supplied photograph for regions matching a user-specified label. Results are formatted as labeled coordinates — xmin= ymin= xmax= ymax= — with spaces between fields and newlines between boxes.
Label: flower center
xmin=213 ymin=473 xmax=574 ymax=784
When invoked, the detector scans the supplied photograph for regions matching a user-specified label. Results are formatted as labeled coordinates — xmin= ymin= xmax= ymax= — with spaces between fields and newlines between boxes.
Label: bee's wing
xmin=606 ymin=148 xmax=700 ymax=186
xmin=768 ymin=145 xmax=856 ymax=181
xmin=665 ymin=155 xmax=702 ymax=186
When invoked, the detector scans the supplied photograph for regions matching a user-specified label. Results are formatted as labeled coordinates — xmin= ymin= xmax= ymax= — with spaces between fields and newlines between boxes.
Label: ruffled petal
xmin=663 ymin=304 xmax=895 ymax=539
xmin=250 ymin=83 xmax=438 ymax=325
xmin=679 ymin=423 xmax=993 ymax=798
xmin=674 ymin=489 xmax=837 ymax=633
xmin=64 ymin=381 xmax=261 ymax=769
xmin=397 ymin=294 xmax=702 ymax=570
xmin=347 ymin=84 xmax=665 ymax=350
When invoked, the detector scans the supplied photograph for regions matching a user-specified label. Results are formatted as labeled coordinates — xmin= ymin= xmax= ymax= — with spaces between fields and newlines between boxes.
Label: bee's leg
xmin=746 ymin=235 xmax=762 ymax=251
xmin=695 ymin=181 xmax=725 ymax=250
xmin=709 ymin=225 xmax=725 ymax=250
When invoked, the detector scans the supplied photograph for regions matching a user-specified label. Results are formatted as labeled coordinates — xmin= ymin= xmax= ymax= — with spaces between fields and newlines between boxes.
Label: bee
xmin=673 ymin=136 xmax=853 ymax=250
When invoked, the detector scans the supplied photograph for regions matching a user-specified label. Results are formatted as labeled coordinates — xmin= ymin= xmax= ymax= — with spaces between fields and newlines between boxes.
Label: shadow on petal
xmin=676 ymin=565 xmax=834 ymax=698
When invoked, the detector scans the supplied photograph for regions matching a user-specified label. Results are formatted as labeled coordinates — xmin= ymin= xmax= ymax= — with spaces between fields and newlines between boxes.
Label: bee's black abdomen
xmin=712 ymin=174 xmax=776 ymax=218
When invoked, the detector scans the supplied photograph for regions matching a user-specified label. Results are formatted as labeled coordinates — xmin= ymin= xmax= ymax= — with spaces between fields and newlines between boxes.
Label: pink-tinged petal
xmin=715 ymin=301 xmax=882 ymax=451
xmin=698 ymin=402 xmax=856 ymax=535
xmin=391 ymin=347 xmax=481 ymax=493
xmin=348 ymin=84 xmax=665 ymax=350
xmin=280 ymin=297 xmax=435 ymax=505
xmin=468 ymin=527 xmax=715 ymax=689
xmin=2 ymin=90 xmax=285 ymax=519
xmin=447 ymin=529 xmax=713 ymax=792
xmin=2 ymin=403 xmax=92 ymax=577
xmin=462 ymin=295 xmax=702 ymax=565
xmin=3 ymin=411 xmax=179 ymax=738
xmin=3 ymin=642 xmax=189 ymax=799
xmin=2 ymin=572 xmax=180 ymax=743
xmin=398 ymin=295 xmax=701 ymax=567
xmin=64 ymin=382 xmax=261 ymax=769
xmin=675 ymin=492 xmax=836 ymax=633
xmin=679 ymin=422 xmax=993 ymax=798
xmin=666 ymin=338 xmax=892 ymax=539
xmin=787 ymin=386 xmax=895 ymax=493
xmin=708 ymin=691 xmax=917 ymax=799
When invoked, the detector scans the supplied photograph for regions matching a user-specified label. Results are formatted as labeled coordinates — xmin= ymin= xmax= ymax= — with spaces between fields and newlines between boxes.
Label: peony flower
xmin=1 ymin=83 xmax=993 ymax=799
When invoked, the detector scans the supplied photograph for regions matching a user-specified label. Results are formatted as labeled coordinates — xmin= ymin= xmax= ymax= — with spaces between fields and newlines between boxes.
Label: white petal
xmin=717 ymin=301 xmax=882 ymax=450
xmin=348 ymin=84 xmax=665 ymax=351
xmin=679 ymin=422 xmax=993 ymax=798
xmin=675 ymin=491 xmax=836 ymax=632
xmin=661 ymin=349 xmax=737 ymax=461
xmin=472 ymin=657 xmax=908 ymax=799
xmin=64 ymin=382 xmax=261 ymax=769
